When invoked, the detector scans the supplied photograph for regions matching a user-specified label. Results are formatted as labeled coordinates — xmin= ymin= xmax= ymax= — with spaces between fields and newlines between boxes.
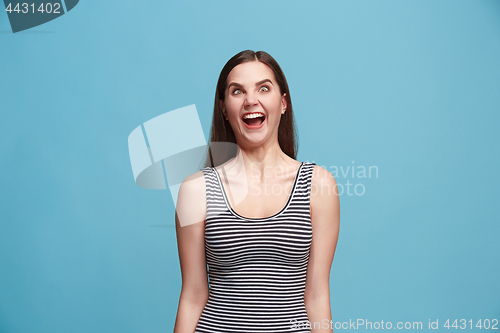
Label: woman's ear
xmin=219 ymin=101 xmax=227 ymax=119
xmin=281 ymin=93 xmax=288 ymax=114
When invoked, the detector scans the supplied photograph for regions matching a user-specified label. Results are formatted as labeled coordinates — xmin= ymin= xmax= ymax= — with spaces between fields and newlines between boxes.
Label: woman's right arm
xmin=173 ymin=171 xmax=209 ymax=333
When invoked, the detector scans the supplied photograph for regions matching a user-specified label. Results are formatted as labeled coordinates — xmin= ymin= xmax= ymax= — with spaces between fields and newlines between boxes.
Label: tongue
xmin=245 ymin=117 xmax=263 ymax=126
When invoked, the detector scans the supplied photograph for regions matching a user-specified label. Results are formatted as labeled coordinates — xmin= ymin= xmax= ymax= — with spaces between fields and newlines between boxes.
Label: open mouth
xmin=242 ymin=112 xmax=265 ymax=127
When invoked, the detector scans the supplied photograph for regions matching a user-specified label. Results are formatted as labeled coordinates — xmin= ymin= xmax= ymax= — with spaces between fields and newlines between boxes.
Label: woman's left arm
xmin=304 ymin=165 xmax=340 ymax=332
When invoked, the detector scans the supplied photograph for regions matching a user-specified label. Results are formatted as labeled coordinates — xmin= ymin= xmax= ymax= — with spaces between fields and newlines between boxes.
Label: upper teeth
xmin=243 ymin=113 xmax=264 ymax=119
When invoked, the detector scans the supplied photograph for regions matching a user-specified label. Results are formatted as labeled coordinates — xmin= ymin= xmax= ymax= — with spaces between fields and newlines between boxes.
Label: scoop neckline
xmin=212 ymin=162 xmax=304 ymax=221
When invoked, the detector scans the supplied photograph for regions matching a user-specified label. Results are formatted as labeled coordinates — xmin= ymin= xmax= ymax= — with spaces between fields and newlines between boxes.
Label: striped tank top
xmin=195 ymin=161 xmax=316 ymax=333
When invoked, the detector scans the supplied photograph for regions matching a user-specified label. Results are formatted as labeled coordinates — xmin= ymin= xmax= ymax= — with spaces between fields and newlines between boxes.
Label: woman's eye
xmin=232 ymin=89 xmax=242 ymax=95
xmin=259 ymin=86 xmax=269 ymax=92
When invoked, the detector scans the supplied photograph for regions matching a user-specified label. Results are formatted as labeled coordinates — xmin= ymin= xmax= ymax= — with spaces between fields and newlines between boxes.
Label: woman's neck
xmin=220 ymin=141 xmax=297 ymax=180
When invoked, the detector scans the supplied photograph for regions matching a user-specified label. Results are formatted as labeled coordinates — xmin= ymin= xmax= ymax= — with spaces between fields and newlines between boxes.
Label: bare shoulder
xmin=176 ymin=170 xmax=207 ymax=228
xmin=311 ymin=164 xmax=338 ymax=193
xmin=310 ymin=164 xmax=340 ymax=221
xmin=181 ymin=169 xmax=206 ymax=188
xmin=178 ymin=170 xmax=206 ymax=201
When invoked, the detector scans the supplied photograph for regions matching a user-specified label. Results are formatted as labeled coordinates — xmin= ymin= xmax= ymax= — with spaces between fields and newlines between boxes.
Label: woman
xmin=174 ymin=50 xmax=340 ymax=332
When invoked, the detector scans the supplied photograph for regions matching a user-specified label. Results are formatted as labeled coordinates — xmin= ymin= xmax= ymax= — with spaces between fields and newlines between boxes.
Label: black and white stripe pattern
xmin=194 ymin=162 xmax=316 ymax=333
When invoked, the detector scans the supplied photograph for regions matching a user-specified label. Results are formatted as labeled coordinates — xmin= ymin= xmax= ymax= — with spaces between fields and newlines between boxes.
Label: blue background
xmin=1 ymin=1 xmax=499 ymax=332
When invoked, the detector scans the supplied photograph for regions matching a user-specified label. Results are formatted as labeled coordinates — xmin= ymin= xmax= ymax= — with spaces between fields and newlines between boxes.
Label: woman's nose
xmin=244 ymin=92 xmax=258 ymax=107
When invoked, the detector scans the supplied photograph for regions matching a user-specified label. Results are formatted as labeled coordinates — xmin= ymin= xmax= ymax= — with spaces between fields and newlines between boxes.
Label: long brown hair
xmin=203 ymin=50 xmax=298 ymax=168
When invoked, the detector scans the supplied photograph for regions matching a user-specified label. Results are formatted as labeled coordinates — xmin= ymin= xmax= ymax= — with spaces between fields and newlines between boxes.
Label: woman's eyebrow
xmin=227 ymin=82 xmax=243 ymax=90
xmin=256 ymin=79 xmax=273 ymax=86
xmin=227 ymin=79 xmax=273 ymax=90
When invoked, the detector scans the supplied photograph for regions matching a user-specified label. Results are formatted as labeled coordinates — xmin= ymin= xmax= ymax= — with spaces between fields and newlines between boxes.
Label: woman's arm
xmin=304 ymin=165 xmax=340 ymax=332
xmin=173 ymin=171 xmax=209 ymax=333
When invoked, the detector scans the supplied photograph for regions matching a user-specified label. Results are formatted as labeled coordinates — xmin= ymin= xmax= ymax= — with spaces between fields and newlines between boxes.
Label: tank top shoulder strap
xmin=200 ymin=166 xmax=227 ymax=219
xmin=290 ymin=161 xmax=316 ymax=206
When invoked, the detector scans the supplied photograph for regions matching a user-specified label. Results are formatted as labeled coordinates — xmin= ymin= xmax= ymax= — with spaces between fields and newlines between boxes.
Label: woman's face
xmin=221 ymin=61 xmax=287 ymax=147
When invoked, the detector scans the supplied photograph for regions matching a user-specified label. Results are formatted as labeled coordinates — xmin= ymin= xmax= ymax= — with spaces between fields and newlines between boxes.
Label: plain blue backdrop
xmin=1 ymin=1 xmax=499 ymax=332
